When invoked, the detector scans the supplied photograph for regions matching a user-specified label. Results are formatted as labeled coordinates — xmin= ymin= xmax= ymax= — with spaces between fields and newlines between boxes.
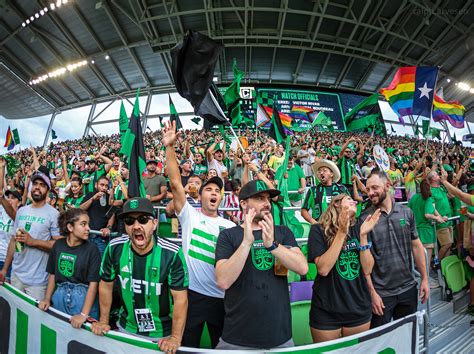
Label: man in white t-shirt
xmin=206 ymin=137 xmax=228 ymax=182
xmin=164 ymin=121 xmax=234 ymax=349
xmin=1 ymin=172 xmax=61 ymax=300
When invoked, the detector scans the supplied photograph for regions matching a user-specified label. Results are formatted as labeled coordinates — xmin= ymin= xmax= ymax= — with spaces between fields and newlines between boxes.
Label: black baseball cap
xmin=5 ymin=189 xmax=22 ymax=201
xmin=146 ymin=159 xmax=158 ymax=165
xmin=199 ymin=176 xmax=223 ymax=194
xmin=118 ymin=197 xmax=155 ymax=218
xmin=239 ymin=180 xmax=281 ymax=200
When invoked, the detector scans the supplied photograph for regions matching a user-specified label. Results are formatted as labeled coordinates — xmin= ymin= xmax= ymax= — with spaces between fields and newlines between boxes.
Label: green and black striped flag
xmin=169 ymin=95 xmax=183 ymax=130
xmin=344 ymin=93 xmax=386 ymax=136
xmin=267 ymin=103 xmax=287 ymax=145
xmin=119 ymin=90 xmax=146 ymax=198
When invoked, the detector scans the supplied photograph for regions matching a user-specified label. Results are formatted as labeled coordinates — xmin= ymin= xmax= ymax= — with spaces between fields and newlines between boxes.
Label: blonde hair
xmin=319 ymin=193 xmax=356 ymax=247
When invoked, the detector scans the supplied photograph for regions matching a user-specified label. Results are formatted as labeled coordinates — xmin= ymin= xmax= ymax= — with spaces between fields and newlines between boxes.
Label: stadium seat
xmin=291 ymin=301 xmax=312 ymax=346
xmin=158 ymin=221 xmax=172 ymax=238
xmin=290 ymin=281 xmax=313 ymax=302
xmin=441 ymin=255 xmax=467 ymax=293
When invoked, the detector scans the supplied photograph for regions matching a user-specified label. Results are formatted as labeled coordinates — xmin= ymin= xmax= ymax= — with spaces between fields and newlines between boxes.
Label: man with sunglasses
xmin=164 ymin=121 xmax=235 ymax=348
xmin=92 ymin=197 xmax=188 ymax=353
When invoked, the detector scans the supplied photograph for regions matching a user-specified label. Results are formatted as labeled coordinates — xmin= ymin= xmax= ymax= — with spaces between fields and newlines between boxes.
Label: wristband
xmin=358 ymin=241 xmax=372 ymax=251
xmin=265 ymin=241 xmax=279 ymax=252
xmin=80 ymin=312 xmax=88 ymax=318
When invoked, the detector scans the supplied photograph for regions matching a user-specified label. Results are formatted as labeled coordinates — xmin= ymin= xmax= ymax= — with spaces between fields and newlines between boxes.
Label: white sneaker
xmin=429 ymin=278 xmax=440 ymax=289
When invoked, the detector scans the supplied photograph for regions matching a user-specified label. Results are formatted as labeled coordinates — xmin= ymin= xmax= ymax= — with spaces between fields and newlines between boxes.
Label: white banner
xmin=0 ymin=283 xmax=419 ymax=353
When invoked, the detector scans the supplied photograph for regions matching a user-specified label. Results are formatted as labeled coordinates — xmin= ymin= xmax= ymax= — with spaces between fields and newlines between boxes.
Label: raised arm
xmin=164 ymin=121 xmax=186 ymax=213
xmin=96 ymin=146 xmax=112 ymax=173
xmin=338 ymin=137 xmax=355 ymax=159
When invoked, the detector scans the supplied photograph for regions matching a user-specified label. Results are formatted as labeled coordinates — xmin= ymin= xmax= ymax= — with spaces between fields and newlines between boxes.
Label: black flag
xmin=171 ymin=30 xmax=228 ymax=127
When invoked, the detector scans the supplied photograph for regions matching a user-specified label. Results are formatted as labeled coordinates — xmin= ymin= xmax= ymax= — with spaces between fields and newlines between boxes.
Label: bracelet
xmin=80 ymin=312 xmax=88 ymax=318
xmin=358 ymin=241 xmax=372 ymax=251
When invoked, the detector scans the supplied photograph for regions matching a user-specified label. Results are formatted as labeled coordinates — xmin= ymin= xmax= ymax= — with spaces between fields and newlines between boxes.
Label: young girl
xmin=39 ymin=208 xmax=101 ymax=328
xmin=308 ymin=194 xmax=380 ymax=342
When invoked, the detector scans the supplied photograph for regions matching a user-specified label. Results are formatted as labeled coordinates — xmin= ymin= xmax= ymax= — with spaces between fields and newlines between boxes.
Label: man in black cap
xmin=164 ymin=121 xmax=235 ymax=348
xmin=92 ymin=197 xmax=188 ymax=354
xmin=215 ymin=180 xmax=308 ymax=350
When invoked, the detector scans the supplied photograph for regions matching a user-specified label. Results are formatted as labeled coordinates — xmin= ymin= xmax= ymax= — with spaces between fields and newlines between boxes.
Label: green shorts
xmin=417 ymin=227 xmax=436 ymax=247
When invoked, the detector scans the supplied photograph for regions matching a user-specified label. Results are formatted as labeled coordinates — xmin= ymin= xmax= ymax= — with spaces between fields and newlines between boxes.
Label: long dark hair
xmin=420 ymin=179 xmax=431 ymax=200
xmin=58 ymin=208 xmax=88 ymax=236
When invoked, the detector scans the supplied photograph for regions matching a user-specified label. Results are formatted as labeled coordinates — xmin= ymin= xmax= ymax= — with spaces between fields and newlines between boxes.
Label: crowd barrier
xmin=0 ymin=283 xmax=424 ymax=354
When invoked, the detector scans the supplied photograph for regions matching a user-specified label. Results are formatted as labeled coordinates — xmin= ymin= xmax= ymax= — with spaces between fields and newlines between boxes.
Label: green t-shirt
xmin=100 ymin=237 xmax=188 ymax=338
xmin=408 ymin=194 xmax=435 ymax=230
xmin=114 ymin=181 xmax=128 ymax=201
xmin=81 ymin=165 xmax=106 ymax=194
xmin=193 ymin=163 xmax=208 ymax=176
xmin=431 ymin=186 xmax=452 ymax=229
xmin=276 ymin=164 xmax=305 ymax=201
xmin=338 ymin=157 xmax=355 ymax=185
xmin=64 ymin=195 xmax=85 ymax=209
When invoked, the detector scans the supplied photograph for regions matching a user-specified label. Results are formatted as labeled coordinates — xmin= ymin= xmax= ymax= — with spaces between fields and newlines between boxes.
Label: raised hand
xmin=360 ymin=209 xmax=381 ymax=236
xmin=338 ymin=206 xmax=351 ymax=235
xmin=259 ymin=213 xmax=275 ymax=248
xmin=243 ymin=208 xmax=256 ymax=246
xmin=163 ymin=120 xmax=178 ymax=148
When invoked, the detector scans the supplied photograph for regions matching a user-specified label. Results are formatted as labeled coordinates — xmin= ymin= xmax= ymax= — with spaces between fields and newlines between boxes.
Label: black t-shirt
xmin=215 ymin=225 xmax=298 ymax=348
xmin=307 ymin=223 xmax=371 ymax=323
xmin=83 ymin=192 xmax=112 ymax=231
xmin=46 ymin=238 xmax=101 ymax=284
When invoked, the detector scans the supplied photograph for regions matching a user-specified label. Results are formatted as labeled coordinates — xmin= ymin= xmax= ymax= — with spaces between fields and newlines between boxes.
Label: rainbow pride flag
xmin=257 ymin=104 xmax=293 ymax=133
xmin=433 ymin=93 xmax=465 ymax=129
xmin=4 ymin=126 xmax=15 ymax=151
xmin=290 ymin=105 xmax=313 ymax=122
xmin=380 ymin=66 xmax=438 ymax=124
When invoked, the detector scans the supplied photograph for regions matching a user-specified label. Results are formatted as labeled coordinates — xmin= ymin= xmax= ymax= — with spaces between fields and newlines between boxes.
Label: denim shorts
xmin=52 ymin=282 xmax=99 ymax=319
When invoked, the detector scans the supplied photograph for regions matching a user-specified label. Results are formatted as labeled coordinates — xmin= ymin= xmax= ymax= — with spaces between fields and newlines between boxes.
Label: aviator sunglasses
xmin=123 ymin=215 xmax=153 ymax=226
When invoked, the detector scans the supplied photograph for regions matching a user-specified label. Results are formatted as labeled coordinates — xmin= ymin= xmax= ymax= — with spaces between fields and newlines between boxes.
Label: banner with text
xmin=0 ymin=283 xmax=419 ymax=353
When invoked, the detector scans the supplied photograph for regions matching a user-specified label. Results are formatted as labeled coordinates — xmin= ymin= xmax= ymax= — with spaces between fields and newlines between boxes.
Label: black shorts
xmin=309 ymin=304 xmax=372 ymax=330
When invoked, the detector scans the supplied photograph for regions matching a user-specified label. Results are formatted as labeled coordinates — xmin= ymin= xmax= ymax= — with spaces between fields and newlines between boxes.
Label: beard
xmin=370 ymin=190 xmax=387 ymax=207
xmin=32 ymin=191 xmax=47 ymax=202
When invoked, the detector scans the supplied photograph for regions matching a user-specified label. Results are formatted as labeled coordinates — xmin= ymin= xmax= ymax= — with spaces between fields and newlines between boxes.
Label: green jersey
xmin=338 ymin=157 xmax=355 ymax=185
xmin=64 ymin=195 xmax=85 ymax=209
xmin=81 ymin=165 xmax=106 ymax=194
xmin=100 ymin=236 xmax=188 ymax=337
xmin=431 ymin=186 xmax=452 ymax=229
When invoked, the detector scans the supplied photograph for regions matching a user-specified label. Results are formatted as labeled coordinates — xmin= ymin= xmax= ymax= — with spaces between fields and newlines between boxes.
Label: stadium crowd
xmin=0 ymin=122 xmax=473 ymax=351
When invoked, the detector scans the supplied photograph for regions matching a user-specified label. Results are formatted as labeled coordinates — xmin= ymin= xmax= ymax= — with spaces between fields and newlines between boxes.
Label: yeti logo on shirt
xmin=58 ymin=253 xmax=77 ymax=277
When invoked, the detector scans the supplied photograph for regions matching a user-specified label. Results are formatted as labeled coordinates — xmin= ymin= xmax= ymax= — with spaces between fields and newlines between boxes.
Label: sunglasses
xmin=123 ymin=215 xmax=153 ymax=226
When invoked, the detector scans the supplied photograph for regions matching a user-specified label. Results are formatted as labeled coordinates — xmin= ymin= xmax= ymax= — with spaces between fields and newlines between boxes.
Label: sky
xmin=1 ymin=93 xmax=472 ymax=155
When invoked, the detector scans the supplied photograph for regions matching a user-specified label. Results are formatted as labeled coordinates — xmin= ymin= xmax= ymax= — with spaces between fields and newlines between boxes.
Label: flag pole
xmin=208 ymin=89 xmax=245 ymax=153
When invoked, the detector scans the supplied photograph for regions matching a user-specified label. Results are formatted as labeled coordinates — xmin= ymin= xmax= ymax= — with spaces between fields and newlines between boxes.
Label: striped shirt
xmin=100 ymin=236 xmax=188 ymax=337
xmin=177 ymin=202 xmax=235 ymax=298
xmin=223 ymin=193 xmax=243 ymax=223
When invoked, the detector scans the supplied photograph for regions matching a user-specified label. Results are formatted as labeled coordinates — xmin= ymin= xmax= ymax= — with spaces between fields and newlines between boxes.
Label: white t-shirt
xmin=177 ymin=202 xmax=234 ymax=298
xmin=0 ymin=205 xmax=15 ymax=262
xmin=12 ymin=204 xmax=60 ymax=285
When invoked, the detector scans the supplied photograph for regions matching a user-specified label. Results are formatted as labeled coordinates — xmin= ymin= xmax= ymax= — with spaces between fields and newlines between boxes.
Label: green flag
xmin=431 ymin=128 xmax=441 ymax=139
xmin=12 ymin=129 xmax=20 ymax=144
xmin=344 ymin=93 xmax=386 ymax=136
xmin=273 ymin=136 xmax=304 ymax=236
xmin=119 ymin=101 xmax=128 ymax=146
xmin=223 ymin=59 xmax=245 ymax=127
xmin=169 ymin=95 xmax=183 ymax=130
xmin=51 ymin=129 xmax=57 ymax=139
xmin=191 ymin=117 xmax=201 ymax=125
xmin=422 ymin=120 xmax=430 ymax=137
xmin=119 ymin=89 xmax=146 ymax=198
xmin=218 ymin=125 xmax=232 ymax=144
xmin=311 ymin=111 xmax=333 ymax=127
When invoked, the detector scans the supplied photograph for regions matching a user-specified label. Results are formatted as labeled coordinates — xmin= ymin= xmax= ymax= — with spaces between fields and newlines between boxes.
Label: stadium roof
xmin=0 ymin=0 xmax=473 ymax=122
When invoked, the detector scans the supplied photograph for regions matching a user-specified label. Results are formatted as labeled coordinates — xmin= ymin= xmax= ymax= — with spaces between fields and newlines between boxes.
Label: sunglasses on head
xmin=123 ymin=215 xmax=153 ymax=226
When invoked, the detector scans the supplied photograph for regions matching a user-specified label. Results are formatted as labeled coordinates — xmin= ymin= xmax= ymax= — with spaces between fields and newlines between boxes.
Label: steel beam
xmin=83 ymin=103 xmax=97 ymax=138
xmin=141 ymin=91 xmax=153 ymax=131
xmin=43 ymin=111 xmax=59 ymax=148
